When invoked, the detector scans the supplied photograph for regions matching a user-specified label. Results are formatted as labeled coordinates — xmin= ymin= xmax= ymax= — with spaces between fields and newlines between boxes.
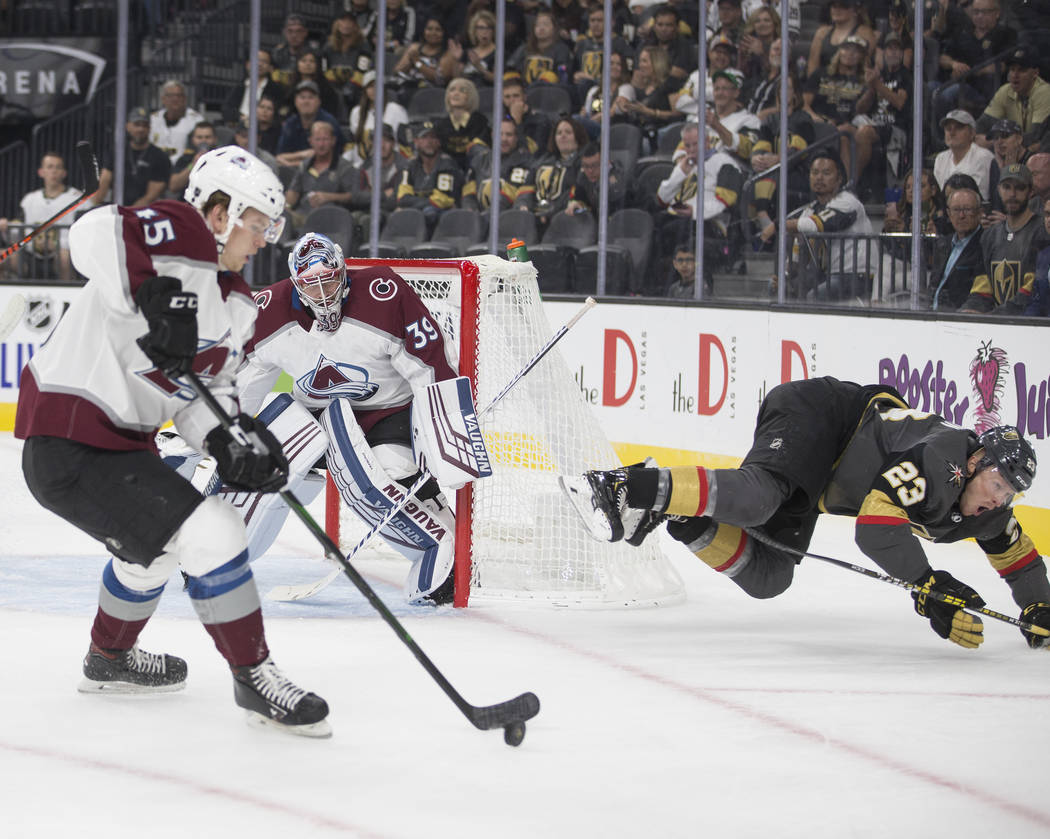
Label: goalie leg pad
xmin=322 ymin=399 xmax=455 ymax=604
xmin=412 ymin=376 xmax=493 ymax=490
xmin=216 ymin=393 xmax=330 ymax=560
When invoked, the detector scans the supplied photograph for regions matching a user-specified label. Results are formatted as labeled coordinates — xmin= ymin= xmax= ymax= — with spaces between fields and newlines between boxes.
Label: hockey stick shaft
xmin=184 ymin=369 xmax=540 ymax=731
xmin=0 ymin=142 xmax=99 ymax=266
xmin=268 ymin=295 xmax=598 ymax=602
xmin=743 ymin=527 xmax=1050 ymax=636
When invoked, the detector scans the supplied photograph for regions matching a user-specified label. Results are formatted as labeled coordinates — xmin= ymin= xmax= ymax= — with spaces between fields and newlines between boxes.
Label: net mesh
xmin=338 ymin=256 xmax=684 ymax=608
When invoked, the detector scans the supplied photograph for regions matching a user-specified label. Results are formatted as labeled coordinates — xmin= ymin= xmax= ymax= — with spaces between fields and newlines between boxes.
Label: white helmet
xmin=184 ymin=147 xmax=286 ymax=250
xmin=288 ymin=232 xmax=348 ymax=332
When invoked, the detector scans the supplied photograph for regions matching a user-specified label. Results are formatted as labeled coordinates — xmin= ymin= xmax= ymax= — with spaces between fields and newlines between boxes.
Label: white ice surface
xmin=1 ymin=431 xmax=1048 ymax=838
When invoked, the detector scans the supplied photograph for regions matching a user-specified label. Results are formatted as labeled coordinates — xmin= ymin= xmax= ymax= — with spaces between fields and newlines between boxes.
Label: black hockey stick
xmin=0 ymin=142 xmax=99 ymax=266
xmin=742 ymin=527 xmax=1050 ymax=638
xmin=183 ymin=369 xmax=540 ymax=746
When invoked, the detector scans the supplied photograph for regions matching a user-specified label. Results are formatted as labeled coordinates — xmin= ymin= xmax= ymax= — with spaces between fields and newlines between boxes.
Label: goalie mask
xmin=288 ymin=233 xmax=348 ymax=332
xmin=184 ymin=147 xmax=285 ymax=251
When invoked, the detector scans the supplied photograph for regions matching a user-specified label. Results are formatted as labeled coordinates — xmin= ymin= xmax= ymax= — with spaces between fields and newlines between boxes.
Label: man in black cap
xmin=396 ymin=120 xmax=465 ymax=231
xmin=986 ymin=119 xmax=1029 ymax=205
xmin=275 ymin=80 xmax=346 ymax=166
xmin=977 ymin=45 xmax=1050 ymax=144
xmin=961 ymin=162 xmax=1044 ymax=313
xmin=94 ymin=107 xmax=171 ymax=208
xmin=271 ymin=14 xmax=319 ymax=73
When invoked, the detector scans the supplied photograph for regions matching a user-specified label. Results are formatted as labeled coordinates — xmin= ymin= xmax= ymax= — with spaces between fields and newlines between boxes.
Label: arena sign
xmin=0 ymin=41 xmax=107 ymax=122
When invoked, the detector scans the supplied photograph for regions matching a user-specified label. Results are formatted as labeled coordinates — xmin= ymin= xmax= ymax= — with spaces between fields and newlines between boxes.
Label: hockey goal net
xmin=327 ymin=255 xmax=684 ymax=608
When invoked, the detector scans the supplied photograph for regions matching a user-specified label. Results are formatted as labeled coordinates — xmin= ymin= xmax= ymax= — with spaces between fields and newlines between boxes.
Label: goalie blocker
xmin=412 ymin=376 xmax=493 ymax=489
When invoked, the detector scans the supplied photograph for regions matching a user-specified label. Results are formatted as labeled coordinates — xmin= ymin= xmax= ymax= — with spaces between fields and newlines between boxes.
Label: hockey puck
xmin=503 ymin=721 xmax=526 ymax=747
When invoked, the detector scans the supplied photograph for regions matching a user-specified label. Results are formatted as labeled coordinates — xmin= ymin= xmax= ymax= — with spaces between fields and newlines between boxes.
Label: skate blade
xmin=557 ymin=475 xmax=616 ymax=542
xmin=244 ymin=710 xmax=333 ymax=739
xmin=78 ymin=677 xmax=186 ymax=695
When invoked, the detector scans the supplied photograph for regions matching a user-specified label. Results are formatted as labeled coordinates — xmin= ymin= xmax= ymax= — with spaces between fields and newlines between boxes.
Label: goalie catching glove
xmin=204 ymin=414 xmax=289 ymax=493
xmin=1020 ymin=603 xmax=1050 ymax=650
xmin=135 ymin=275 xmax=198 ymax=375
xmin=911 ymin=570 xmax=985 ymax=649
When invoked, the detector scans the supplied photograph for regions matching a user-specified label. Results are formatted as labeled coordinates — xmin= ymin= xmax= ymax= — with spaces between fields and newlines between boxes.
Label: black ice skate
xmin=232 ymin=656 xmax=331 ymax=738
xmin=560 ymin=458 xmax=663 ymax=545
xmin=78 ymin=642 xmax=188 ymax=694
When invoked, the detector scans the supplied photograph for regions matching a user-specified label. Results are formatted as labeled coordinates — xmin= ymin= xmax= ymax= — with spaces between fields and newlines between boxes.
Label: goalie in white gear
xmin=16 ymin=147 xmax=331 ymax=736
xmin=166 ymin=232 xmax=481 ymax=605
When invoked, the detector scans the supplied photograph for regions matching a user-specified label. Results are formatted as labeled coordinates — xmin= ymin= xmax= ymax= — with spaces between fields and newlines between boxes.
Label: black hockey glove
xmin=911 ymin=570 xmax=985 ymax=649
xmin=204 ymin=414 xmax=289 ymax=493
xmin=135 ymin=275 xmax=198 ymax=375
xmin=1020 ymin=603 xmax=1050 ymax=650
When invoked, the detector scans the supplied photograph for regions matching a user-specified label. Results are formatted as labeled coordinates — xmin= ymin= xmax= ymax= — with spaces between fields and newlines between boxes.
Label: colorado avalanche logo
xmin=253 ymin=289 xmax=273 ymax=310
xmin=969 ymin=340 xmax=1009 ymax=434
xmin=369 ymin=277 xmax=398 ymax=302
xmin=298 ymin=354 xmax=380 ymax=400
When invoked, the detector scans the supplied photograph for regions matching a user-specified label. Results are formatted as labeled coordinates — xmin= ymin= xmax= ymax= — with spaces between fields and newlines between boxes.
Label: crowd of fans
xmin=3 ymin=0 xmax=1050 ymax=313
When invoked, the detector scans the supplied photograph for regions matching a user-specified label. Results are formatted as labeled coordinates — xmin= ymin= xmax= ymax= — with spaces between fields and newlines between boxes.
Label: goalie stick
xmin=267 ymin=295 xmax=599 ymax=603
xmin=0 ymin=293 xmax=27 ymax=341
xmin=0 ymin=142 xmax=99 ymax=267
xmin=742 ymin=526 xmax=1050 ymax=638
xmin=184 ymin=369 xmax=541 ymax=744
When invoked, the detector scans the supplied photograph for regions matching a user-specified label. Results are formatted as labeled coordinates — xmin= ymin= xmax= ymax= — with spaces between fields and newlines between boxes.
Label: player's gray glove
xmin=135 ymin=275 xmax=198 ymax=375
xmin=911 ymin=569 xmax=985 ymax=649
xmin=204 ymin=414 xmax=289 ymax=493
xmin=1020 ymin=603 xmax=1050 ymax=650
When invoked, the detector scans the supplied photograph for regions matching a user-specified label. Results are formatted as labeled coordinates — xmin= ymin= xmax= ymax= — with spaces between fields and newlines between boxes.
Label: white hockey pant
xmin=321 ymin=398 xmax=455 ymax=605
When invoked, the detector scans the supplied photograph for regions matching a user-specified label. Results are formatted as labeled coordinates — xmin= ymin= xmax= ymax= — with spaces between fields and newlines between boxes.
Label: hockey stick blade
xmin=469 ymin=691 xmax=541 ymax=730
xmin=0 ymin=293 xmax=27 ymax=341
xmin=76 ymin=140 xmax=100 ymax=195
xmin=271 ymin=295 xmax=599 ymax=602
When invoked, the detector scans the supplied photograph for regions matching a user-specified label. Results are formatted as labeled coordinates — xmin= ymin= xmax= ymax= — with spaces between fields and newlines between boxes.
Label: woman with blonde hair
xmin=619 ymin=45 xmax=682 ymax=150
xmin=435 ymin=77 xmax=491 ymax=172
xmin=451 ymin=10 xmax=497 ymax=86
xmin=739 ymin=6 xmax=780 ymax=79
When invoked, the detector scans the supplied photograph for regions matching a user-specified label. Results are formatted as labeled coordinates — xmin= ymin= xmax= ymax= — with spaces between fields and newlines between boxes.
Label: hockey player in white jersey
xmin=16 ymin=147 xmax=331 ymax=736
xmin=166 ymin=232 xmax=483 ymax=605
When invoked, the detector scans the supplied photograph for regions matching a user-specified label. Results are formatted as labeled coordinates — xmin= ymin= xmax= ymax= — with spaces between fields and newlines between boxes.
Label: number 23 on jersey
xmin=882 ymin=461 xmax=926 ymax=506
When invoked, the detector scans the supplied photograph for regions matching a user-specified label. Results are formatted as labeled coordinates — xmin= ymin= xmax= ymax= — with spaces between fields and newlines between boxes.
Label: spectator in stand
xmin=665 ymin=243 xmax=706 ymax=297
xmin=1025 ymin=197 xmax=1050 ymax=316
xmin=928 ymin=185 xmax=984 ymax=310
xmin=435 ymin=77 xmax=490 ymax=174
xmin=639 ymin=4 xmax=697 ymax=82
xmin=750 ymin=73 xmax=816 ymax=247
xmin=618 ymin=45 xmax=683 ymax=151
xmin=149 ymin=80 xmax=205 ymax=164
xmin=95 ymin=107 xmax=171 ymax=209
xmin=450 ymin=10 xmax=498 ymax=88
xmin=284 ymin=121 xmax=359 ymax=231
xmin=876 ymin=0 xmax=914 ymax=71
xmin=346 ymin=123 xmax=406 ymax=241
xmin=784 ymin=149 xmax=873 ymax=302
xmin=961 ymin=163 xmax=1042 ymax=313
xmin=284 ymin=50 xmax=345 ymax=123
xmin=222 ymin=50 xmax=286 ymax=126
xmin=322 ymin=11 xmax=373 ymax=113
xmin=397 ymin=120 xmax=466 ymax=231
xmin=345 ymin=0 xmax=372 ymax=31
xmin=0 ymin=151 xmax=81 ymax=281
xmin=275 ymin=81 xmax=347 ymax=167
xmin=503 ymin=76 xmax=553 ymax=154
xmin=976 ymin=46 xmax=1050 ymax=146
xmin=746 ymin=37 xmax=783 ymax=120
xmin=579 ymin=49 xmax=635 ymax=139
xmin=168 ymin=121 xmax=219 ymax=196
xmin=859 ymin=30 xmax=911 ymax=185
xmin=232 ymin=120 xmax=280 ymax=175
xmin=255 ymin=95 xmax=283 ymax=156
xmin=392 ymin=16 xmax=459 ymax=106
xmin=551 ymin=0 xmax=588 ymax=42
xmin=932 ymin=0 xmax=1015 ymax=125
xmin=884 ymin=168 xmax=951 ymax=237
xmin=986 ymin=119 xmax=1029 ymax=209
xmin=272 ymin=14 xmax=320 ymax=74
xmin=462 ymin=118 xmax=537 ymax=212
xmin=344 ymin=71 xmax=409 ymax=168
xmin=670 ymin=33 xmax=736 ymax=118
xmin=365 ymin=0 xmax=417 ymax=57
xmin=803 ymin=36 xmax=878 ymax=189
xmin=512 ymin=9 xmax=573 ymax=87
xmin=806 ymin=0 xmax=876 ymax=77
xmin=1027 ymin=152 xmax=1050 ymax=208
xmin=516 ymin=116 xmax=588 ymax=230
xmin=705 ymin=68 xmax=760 ymax=167
xmin=933 ymin=110 xmax=995 ymax=202
xmin=654 ymin=122 xmax=743 ymax=290
xmin=709 ymin=0 xmax=746 ymax=50
xmin=572 ymin=6 xmax=634 ymax=110
xmin=563 ymin=141 xmax=627 ymax=219
xmin=737 ymin=5 xmax=779 ymax=83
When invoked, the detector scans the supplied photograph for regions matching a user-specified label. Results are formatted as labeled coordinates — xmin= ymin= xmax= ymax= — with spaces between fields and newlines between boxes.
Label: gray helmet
xmin=977 ymin=426 xmax=1037 ymax=493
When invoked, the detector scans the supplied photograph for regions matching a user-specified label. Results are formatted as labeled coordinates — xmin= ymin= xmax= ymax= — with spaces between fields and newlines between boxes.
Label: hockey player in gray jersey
xmin=562 ymin=377 xmax=1050 ymax=651
xmin=16 ymin=148 xmax=331 ymax=735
